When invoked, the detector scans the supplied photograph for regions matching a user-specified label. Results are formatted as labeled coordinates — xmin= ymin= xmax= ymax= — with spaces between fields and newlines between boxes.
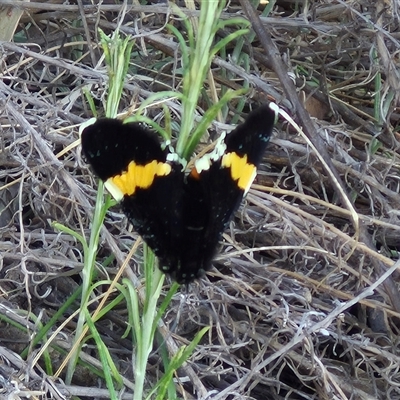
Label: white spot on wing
xmin=79 ymin=117 xmax=97 ymax=137
xmin=244 ymin=169 xmax=257 ymax=194
xmin=105 ymin=179 xmax=124 ymax=201
xmin=194 ymin=133 xmax=227 ymax=173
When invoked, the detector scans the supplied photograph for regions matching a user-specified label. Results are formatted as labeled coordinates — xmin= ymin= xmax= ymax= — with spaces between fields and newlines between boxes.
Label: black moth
xmin=81 ymin=104 xmax=276 ymax=284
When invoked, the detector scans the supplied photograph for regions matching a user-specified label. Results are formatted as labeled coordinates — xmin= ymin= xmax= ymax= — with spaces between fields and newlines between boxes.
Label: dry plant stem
xmin=0 ymin=41 xmax=174 ymax=125
xmin=212 ymin=259 xmax=400 ymax=400
xmin=0 ymin=41 xmax=104 ymax=80
xmin=0 ymin=346 xmax=62 ymax=398
xmin=249 ymin=191 xmax=396 ymax=273
xmin=1 ymin=344 xmax=134 ymax=399
xmin=0 ymin=1 xmax=347 ymax=34
xmin=76 ymin=0 xmax=97 ymax=67
xmin=266 ymin=170 xmax=400 ymax=310
xmin=240 ymin=0 xmax=400 ymax=313
xmin=375 ymin=0 xmax=400 ymax=94
xmin=239 ymin=0 xmax=353 ymax=220
xmin=263 ymin=185 xmax=400 ymax=234
xmin=299 ymin=81 xmax=377 ymax=136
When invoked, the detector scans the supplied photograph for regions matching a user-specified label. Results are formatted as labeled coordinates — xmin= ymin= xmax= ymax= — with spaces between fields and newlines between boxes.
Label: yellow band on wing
xmin=221 ymin=153 xmax=256 ymax=193
xmin=108 ymin=160 xmax=172 ymax=197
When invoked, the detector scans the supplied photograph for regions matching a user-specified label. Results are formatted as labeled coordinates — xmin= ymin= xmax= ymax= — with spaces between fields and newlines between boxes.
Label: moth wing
xmin=176 ymin=104 xmax=276 ymax=282
xmin=81 ymin=119 xmax=185 ymax=271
